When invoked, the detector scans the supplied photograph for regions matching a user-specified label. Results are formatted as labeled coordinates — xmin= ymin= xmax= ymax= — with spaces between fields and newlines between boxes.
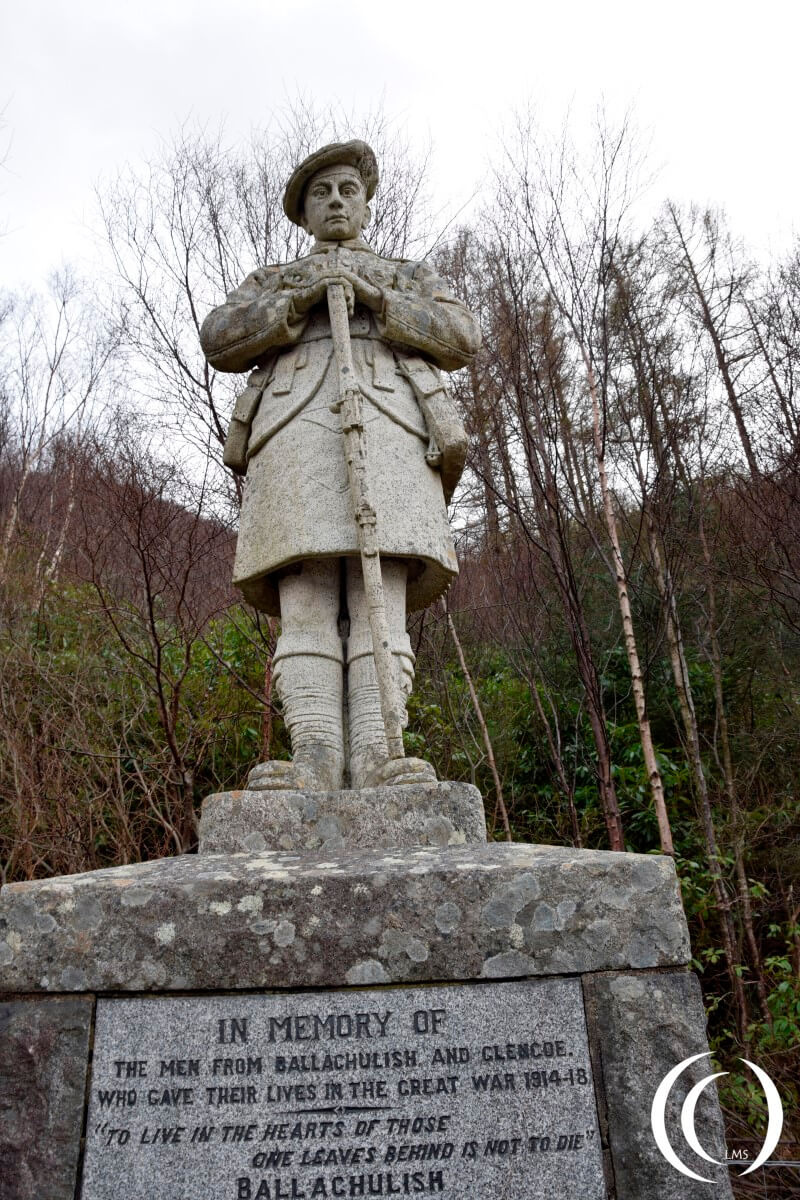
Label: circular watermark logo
xmin=650 ymin=1052 xmax=784 ymax=1181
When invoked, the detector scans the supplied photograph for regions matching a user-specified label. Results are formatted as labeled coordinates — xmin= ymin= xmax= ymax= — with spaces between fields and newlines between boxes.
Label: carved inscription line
xmin=281 ymin=1108 xmax=396 ymax=1115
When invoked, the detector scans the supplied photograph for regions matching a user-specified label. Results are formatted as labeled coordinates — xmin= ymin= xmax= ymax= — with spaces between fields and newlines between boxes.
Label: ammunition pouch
xmin=397 ymin=355 xmax=467 ymax=502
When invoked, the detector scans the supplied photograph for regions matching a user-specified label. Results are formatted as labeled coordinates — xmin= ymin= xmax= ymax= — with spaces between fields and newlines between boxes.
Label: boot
xmin=346 ymin=558 xmax=435 ymax=791
xmin=346 ymin=643 xmax=435 ymax=789
xmin=249 ymin=624 xmax=345 ymax=793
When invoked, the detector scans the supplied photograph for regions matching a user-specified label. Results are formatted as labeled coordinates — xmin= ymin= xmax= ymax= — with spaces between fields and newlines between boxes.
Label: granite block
xmin=583 ymin=971 xmax=733 ymax=1199
xmin=0 ymin=995 xmax=93 ymax=1200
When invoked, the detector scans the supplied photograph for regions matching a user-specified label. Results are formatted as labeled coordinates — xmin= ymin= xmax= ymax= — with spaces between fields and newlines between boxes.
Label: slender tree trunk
xmin=552 ymin=372 xmax=593 ymax=519
xmin=647 ymin=517 xmax=706 ymax=796
xmin=495 ymin=343 xmax=624 ymax=850
xmin=698 ymin=509 xmax=771 ymax=1033
xmin=37 ymin=457 xmax=79 ymax=595
xmin=648 ymin=512 xmax=751 ymax=1034
xmin=443 ymin=599 xmax=512 ymax=842
xmin=586 ymin=356 xmax=673 ymax=854
xmin=526 ymin=666 xmax=582 ymax=847
xmin=466 ymin=366 xmax=504 ymax=555
xmin=527 ymin=482 xmax=624 ymax=850
xmin=0 ymin=471 xmax=29 ymax=584
xmin=571 ymin=609 xmax=624 ymax=850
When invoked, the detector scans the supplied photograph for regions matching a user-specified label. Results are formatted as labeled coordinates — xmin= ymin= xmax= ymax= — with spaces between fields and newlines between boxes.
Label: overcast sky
xmin=2 ymin=0 xmax=798 ymax=290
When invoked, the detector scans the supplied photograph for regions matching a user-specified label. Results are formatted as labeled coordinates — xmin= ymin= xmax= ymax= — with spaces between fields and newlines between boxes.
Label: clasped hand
xmin=287 ymin=266 xmax=383 ymax=318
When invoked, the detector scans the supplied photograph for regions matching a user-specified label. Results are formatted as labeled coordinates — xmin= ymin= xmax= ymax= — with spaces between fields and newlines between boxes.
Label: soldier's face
xmin=301 ymin=166 xmax=369 ymax=242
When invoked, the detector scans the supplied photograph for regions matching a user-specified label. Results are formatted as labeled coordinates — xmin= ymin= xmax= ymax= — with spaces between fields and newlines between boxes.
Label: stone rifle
xmin=326 ymin=276 xmax=405 ymax=761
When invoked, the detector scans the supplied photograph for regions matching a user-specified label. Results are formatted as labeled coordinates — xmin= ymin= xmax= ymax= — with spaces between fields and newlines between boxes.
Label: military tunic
xmin=200 ymin=239 xmax=481 ymax=615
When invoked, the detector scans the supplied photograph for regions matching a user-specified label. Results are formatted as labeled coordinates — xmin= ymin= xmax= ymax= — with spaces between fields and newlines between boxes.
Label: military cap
xmin=283 ymin=140 xmax=379 ymax=226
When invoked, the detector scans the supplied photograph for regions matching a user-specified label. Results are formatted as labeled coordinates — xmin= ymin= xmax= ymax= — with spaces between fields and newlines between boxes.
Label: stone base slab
xmin=0 ymin=843 xmax=688 ymax=994
xmin=198 ymin=779 xmax=487 ymax=853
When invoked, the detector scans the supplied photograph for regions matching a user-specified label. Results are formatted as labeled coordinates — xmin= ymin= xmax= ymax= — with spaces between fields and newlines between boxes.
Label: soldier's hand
xmin=287 ymin=265 xmax=381 ymax=319
xmin=288 ymin=271 xmax=363 ymax=318
xmin=287 ymin=273 xmax=333 ymax=317
xmin=333 ymin=269 xmax=384 ymax=313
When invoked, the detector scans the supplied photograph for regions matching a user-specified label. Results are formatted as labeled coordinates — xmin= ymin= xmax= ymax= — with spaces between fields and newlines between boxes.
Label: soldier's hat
xmin=283 ymin=140 xmax=379 ymax=226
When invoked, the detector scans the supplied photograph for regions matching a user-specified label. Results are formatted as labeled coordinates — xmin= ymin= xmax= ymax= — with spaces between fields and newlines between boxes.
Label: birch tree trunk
xmin=585 ymin=355 xmax=674 ymax=854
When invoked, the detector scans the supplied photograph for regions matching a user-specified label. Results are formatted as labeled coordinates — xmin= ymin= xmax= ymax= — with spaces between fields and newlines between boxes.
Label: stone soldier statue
xmin=200 ymin=140 xmax=481 ymax=793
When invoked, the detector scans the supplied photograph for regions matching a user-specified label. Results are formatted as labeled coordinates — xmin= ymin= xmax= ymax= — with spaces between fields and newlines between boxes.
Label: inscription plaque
xmin=81 ymin=980 xmax=606 ymax=1198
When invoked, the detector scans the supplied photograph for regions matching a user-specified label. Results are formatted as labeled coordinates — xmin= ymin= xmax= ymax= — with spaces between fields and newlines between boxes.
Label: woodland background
xmin=1 ymin=104 xmax=798 ymax=1194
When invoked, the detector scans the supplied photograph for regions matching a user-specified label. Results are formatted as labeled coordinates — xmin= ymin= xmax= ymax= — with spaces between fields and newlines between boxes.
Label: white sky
xmin=2 ymin=0 xmax=798 ymax=289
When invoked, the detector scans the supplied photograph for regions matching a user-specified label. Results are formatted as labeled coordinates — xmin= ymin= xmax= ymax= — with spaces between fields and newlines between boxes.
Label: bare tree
xmin=438 ymin=214 xmax=628 ymax=850
xmin=487 ymin=110 xmax=674 ymax=851
xmin=73 ymin=422 xmax=240 ymax=852
xmin=0 ymin=272 xmax=117 ymax=586
xmin=606 ymin=237 xmax=763 ymax=1037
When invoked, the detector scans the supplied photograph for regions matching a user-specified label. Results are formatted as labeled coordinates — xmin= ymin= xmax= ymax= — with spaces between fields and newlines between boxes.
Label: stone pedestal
xmin=199 ymin=781 xmax=487 ymax=854
xmin=0 ymin=834 xmax=733 ymax=1198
